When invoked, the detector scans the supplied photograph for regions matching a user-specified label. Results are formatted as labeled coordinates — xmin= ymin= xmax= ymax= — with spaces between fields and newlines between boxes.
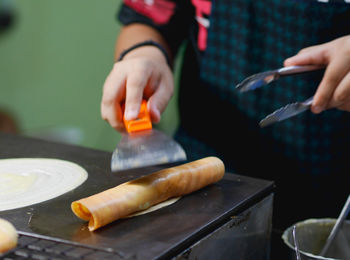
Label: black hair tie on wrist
xmin=117 ymin=40 xmax=171 ymax=67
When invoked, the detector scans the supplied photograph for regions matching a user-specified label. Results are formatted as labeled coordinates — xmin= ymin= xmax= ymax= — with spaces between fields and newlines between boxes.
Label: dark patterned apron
xmin=175 ymin=0 xmax=350 ymax=235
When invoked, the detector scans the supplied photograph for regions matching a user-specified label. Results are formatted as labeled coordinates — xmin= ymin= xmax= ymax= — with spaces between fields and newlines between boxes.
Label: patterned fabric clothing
xmin=118 ymin=0 xmax=350 ymax=234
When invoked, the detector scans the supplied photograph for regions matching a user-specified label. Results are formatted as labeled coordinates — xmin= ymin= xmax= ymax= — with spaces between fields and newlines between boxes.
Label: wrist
xmin=122 ymin=45 xmax=169 ymax=65
xmin=118 ymin=40 xmax=171 ymax=67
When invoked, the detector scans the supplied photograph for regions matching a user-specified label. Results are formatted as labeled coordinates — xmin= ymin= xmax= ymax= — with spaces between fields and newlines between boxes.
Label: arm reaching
xmin=101 ymin=23 xmax=174 ymax=132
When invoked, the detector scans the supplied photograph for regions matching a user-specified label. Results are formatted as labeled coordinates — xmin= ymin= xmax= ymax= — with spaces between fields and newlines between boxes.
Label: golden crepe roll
xmin=72 ymin=156 xmax=225 ymax=231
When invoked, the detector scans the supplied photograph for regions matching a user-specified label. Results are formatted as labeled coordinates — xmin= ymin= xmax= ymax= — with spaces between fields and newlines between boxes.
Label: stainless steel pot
xmin=282 ymin=218 xmax=350 ymax=260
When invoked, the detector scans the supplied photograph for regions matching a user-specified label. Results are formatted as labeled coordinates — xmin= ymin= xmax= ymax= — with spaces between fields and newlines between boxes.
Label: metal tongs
xmin=235 ymin=65 xmax=326 ymax=127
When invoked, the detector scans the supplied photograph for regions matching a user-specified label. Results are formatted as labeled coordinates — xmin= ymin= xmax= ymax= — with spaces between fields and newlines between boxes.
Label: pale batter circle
xmin=0 ymin=158 xmax=88 ymax=211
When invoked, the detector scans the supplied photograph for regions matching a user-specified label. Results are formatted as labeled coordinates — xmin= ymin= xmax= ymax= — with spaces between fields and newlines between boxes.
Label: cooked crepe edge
xmin=71 ymin=197 xmax=181 ymax=231
xmin=71 ymin=201 xmax=91 ymax=221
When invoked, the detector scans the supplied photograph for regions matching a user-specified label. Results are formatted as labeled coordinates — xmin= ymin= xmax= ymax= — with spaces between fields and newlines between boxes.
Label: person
xmin=101 ymin=0 xmax=350 ymax=258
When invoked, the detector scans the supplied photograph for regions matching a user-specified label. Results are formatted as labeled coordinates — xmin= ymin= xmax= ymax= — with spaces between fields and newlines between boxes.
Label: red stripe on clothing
xmin=124 ymin=0 xmax=175 ymax=25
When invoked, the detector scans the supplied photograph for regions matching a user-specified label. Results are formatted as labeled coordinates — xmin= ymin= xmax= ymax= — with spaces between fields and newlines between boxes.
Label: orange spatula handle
xmin=123 ymin=99 xmax=152 ymax=133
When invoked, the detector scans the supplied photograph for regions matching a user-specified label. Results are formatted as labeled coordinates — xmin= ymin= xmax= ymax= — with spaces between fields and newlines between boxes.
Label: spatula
xmin=111 ymin=100 xmax=187 ymax=172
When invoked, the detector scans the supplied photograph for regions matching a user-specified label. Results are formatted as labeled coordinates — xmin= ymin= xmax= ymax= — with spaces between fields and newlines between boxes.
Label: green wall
xmin=0 ymin=0 xmax=180 ymax=152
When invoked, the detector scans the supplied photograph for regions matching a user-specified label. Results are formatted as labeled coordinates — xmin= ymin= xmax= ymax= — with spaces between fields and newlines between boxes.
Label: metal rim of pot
xmin=282 ymin=218 xmax=340 ymax=260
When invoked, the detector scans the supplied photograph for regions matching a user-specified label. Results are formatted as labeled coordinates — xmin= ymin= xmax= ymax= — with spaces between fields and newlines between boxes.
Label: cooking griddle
xmin=0 ymin=133 xmax=274 ymax=259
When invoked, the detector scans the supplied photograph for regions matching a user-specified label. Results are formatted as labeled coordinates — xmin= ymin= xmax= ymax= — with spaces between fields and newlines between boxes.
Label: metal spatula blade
xmin=111 ymin=129 xmax=187 ymax=172
xmin=111 ymin=100 xmax=187 ymax=172
xmin=259 ymin=96 xmax=313 ymax=127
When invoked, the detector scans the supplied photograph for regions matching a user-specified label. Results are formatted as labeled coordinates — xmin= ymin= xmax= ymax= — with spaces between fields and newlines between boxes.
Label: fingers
xmin=283 ymin=43 xmax=330 ymax=114
xmin=283 ymin=36 xmax=350 ymax=114
xmin=284 ymin=44 xmax=329 ymax=67
xmin=312 ymin=51 xmax=350 ymax=113
xmin=101 ymin=64 xmax=127 ymax=132
xmin=331 ymin=72 xmax=350 ymax=110
xmin=101 ymin=60 xmax=154 ymax=131
xmin=124 ymin=62 xmax=152 ymax=120
xmin=147 ymin=72 xmax=174 ymax=123
xmin=101 ymin=58 xmax=174 ymax=132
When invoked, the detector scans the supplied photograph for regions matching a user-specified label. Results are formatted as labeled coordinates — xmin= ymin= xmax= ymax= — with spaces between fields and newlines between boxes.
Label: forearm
xmin=114 ymin=23 xmax=173 ymax=64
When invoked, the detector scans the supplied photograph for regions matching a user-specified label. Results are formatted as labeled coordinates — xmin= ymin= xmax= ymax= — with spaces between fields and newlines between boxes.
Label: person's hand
xmin=284 ymin=35 xmax=350 ymax=114
xmin=101 ymin=46 xmax=174 ymax=132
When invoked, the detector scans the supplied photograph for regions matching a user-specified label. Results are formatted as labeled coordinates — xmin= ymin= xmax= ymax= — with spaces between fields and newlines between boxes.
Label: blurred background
xmin=0 ymin=0 xmax=181 ymax=152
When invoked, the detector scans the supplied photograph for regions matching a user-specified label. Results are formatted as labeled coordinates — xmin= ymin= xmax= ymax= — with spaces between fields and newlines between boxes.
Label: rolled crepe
xmin=0 ymin=218 xmax=18 ymax=254
xmin=71 ymin=156 xmax=225 ymax=231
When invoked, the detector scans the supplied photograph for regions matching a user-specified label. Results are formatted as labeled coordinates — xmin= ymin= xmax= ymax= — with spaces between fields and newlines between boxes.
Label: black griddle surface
xmin=0 ymin=133 xmax=274 ymax=260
